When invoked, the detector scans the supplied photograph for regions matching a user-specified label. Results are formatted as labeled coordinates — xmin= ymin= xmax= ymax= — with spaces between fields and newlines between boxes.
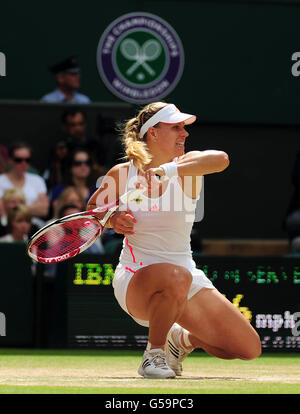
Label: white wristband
xmin=160 ymin=161 xmax=178 ymax=178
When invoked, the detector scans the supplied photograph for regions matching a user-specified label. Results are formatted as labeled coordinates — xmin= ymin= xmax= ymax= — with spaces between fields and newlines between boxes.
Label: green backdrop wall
xmin=1 ymin=1 xmax=300 ymax=124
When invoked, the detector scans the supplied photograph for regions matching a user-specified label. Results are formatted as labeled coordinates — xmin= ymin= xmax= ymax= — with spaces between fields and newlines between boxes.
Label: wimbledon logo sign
xmin=96 ymin=12 xmax=184 ymax=103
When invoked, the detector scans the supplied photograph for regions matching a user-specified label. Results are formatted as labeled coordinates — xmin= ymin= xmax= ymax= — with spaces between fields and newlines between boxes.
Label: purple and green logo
xmin=97 ymin=12 xmax=184 ymax=103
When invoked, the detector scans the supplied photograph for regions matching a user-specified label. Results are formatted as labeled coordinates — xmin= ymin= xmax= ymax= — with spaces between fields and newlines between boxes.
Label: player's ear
xmin=147 ymin=126 xmax=158 ymax=143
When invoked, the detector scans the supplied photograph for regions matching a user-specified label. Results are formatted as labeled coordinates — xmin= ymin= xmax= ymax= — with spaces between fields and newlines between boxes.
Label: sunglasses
xmin=13 ymin=157 xmax=31 ymax=164
xmin=72 ymin=160 xmax=91 ymax=167
xmin=67 ymin=122 xmax=86 ymax=127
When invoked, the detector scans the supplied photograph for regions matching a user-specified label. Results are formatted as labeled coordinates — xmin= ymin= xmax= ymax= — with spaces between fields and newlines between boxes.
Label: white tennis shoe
xmin=138 ymin=348 xmax=176 ymax=379
xmin=165 ymin=323 xmax=193 ymax=376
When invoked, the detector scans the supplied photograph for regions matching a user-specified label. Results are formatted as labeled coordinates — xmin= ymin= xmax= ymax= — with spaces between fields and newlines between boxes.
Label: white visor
xmin=139 ymin=104 xmax=196 ymax=138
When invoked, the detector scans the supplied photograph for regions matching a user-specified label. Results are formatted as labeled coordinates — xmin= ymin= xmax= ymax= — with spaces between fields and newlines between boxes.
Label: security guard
xmin=41 ymin=56 xmax=91 ymax=104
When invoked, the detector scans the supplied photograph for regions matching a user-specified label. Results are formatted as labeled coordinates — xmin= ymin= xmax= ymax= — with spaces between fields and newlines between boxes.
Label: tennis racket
xmin=27 ymin=188 xmax=144 ymax=264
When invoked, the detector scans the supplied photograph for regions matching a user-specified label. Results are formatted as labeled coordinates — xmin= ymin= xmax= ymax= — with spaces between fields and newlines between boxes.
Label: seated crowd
xmin=0 ymin=133 xmax=120 ymax=255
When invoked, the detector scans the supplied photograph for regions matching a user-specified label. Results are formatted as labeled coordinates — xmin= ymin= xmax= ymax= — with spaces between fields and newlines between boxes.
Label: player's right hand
xmin=109 ymin=210 xmax=137 ymax=235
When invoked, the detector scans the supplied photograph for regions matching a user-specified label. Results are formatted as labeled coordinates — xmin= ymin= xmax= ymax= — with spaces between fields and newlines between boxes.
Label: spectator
xmin=41 ymin=56 xmax=91 ymax=104
xmin=60 ymin=107 xmax=106 ymax=176
xmin=0 ymin=188 xmax=41 ymax=238
xmin=0 ymin=204 xmax=32 ymax=243
xmin=0 ymin=142 xmax=49 ymax=219
xmin=0 ymin=188 xmax=26 ymax=236
xmin=50 ymin=148 xmax=96 ymax=213
xmin=43 ymin=138 xmax=69 ymax=190
xmin=96 ymin=113 xmax=124 ymax=170
xmin=52 ymin=186 xmax=85 ymax=219
xmin=0 ymin=144 xmax=9 ymax=174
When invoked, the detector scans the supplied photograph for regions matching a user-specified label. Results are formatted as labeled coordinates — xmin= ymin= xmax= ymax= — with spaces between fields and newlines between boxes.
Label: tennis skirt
xmin=113 ymin=262 xmax=216 ymax=327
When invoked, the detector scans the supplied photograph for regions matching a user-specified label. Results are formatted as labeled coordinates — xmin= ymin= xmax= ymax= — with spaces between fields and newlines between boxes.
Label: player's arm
xmin=87 ymin=164 xmax=122 ymax=226
xmin=87 ymin=164 xmax=121 ymax=210
xmin=176 ymin=150 xmax=229 ymax=176
xmin=166 ymin=150 xmax=229 ymax=177
xmin=87 ymin=163 xmax=136 ymax=234
xmin=144 ymin=150 xmax=229 ymax=180
xmin=143 ymin=150 xmax=229 ymax=199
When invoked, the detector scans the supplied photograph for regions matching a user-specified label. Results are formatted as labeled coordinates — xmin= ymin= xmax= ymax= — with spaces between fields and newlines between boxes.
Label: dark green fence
xmin=0 ymin=243 xmax=34 ymax=346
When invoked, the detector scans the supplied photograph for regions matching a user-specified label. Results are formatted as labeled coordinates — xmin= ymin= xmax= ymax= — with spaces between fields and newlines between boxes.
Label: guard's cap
xmin=49 ymin=56 xmax=80 ymax=75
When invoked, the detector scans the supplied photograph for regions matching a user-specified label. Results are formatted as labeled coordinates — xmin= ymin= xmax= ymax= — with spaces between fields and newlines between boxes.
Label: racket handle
xmin=97 ymin=204 xmax=119 ymax=226
xmin=155 ymin=174 xmax=163 ymax=182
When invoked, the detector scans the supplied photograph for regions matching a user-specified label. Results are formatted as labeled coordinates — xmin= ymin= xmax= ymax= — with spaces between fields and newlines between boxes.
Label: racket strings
xmin=29 ymin=218 xmax=100 ymax=259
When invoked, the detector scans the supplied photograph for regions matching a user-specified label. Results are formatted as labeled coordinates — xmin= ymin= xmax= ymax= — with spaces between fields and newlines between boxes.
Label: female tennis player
xmin=87 ymin=102 xmax=261 ymax=379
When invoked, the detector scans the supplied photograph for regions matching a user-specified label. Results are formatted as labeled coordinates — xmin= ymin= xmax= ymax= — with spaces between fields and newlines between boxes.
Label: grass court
xmin=0 ymin=349 xmax=298 ymax=394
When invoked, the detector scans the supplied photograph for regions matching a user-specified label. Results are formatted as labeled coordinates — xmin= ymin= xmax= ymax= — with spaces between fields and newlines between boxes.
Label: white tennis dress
xmin=113 ymin=160 xmax=215 ymax=326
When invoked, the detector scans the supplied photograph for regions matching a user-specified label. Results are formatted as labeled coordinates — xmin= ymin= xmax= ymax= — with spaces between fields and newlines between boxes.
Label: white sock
xmin=181 ymin=329 xmax=193 ymax=349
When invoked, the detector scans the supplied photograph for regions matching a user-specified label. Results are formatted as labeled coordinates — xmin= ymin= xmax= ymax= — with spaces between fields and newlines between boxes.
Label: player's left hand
xmin=143 ymin=167 xmax=165 ymax=187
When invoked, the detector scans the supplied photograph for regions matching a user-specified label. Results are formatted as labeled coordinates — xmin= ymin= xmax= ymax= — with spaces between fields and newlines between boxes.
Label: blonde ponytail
xmin=123 ymin=117 xmax=152 ymax=172
xmin=121 ymin=101 xmax=168 ymax=172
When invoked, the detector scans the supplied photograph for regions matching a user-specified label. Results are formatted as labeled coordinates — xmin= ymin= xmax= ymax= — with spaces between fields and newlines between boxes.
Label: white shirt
xmin=0 ymin=234 xmax=28 ymax=242
xmin=0 ymin=172 xmax=47 ymax=205
xmin=41 ymin=88 xmax=91 ymax=104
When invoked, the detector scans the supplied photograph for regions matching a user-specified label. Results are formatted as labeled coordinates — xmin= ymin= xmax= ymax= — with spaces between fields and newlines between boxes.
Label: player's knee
xmin=240 ymin=333 xmax=262 ymax=360
xmin=165 ymin=267 xmax=192 ymax=302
